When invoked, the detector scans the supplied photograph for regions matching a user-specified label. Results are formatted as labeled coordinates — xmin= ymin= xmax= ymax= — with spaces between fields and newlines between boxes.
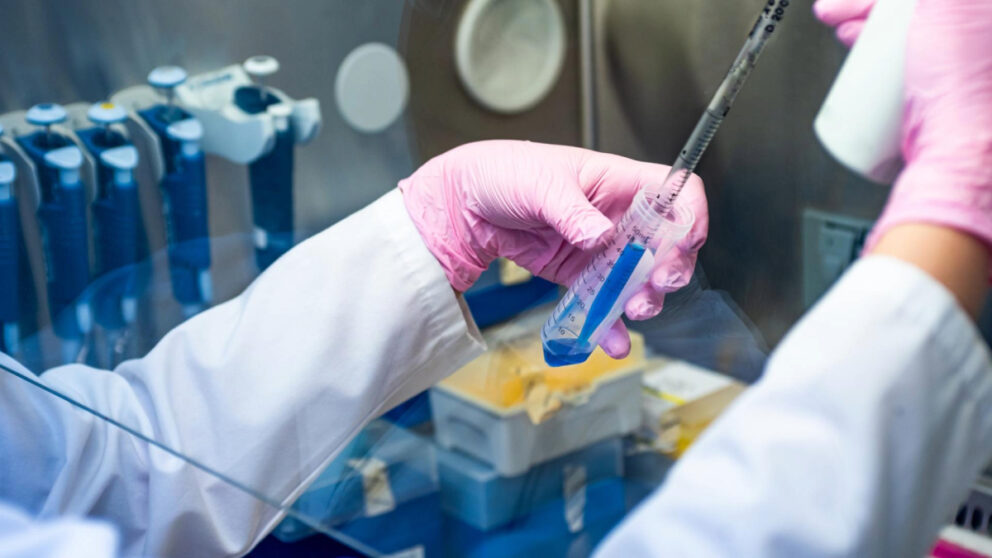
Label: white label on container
xmin=642 ymin=361 xmax=733 ymax=404
xmin=563 ymin=464 xmax=587 ymax=533
xmin=348 ymin=457 xmax=396 ymax=517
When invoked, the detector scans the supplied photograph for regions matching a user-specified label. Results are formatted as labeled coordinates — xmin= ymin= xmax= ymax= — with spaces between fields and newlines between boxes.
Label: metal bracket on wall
xmin=801 ymin=208 xmax=874 ymax=309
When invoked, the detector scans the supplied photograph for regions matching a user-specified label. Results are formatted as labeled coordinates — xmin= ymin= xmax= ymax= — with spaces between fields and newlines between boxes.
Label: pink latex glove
xmin=813 ymin=0 xmax=876 ymax=46
xmin=861 ymin=0 xmax=992 ymax=256
xmin=400 ymin=140 xmax=708 ymax=358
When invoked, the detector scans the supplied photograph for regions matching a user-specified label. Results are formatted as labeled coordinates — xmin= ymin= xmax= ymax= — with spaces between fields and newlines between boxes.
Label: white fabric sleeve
xmin=0 ymin=189 xmax=485 ymax=557
xmin=0 ymin=501 xmax=118 ymax=558
xmin=596 ymin=256 xmax=992 ymax=558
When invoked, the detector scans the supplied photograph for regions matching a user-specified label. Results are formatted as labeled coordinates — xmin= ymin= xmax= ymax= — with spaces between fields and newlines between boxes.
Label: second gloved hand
xmin=400 ymin=140 xmax=708 ymax=358
xmin=862 ymin=0 xmax=992 ymax=258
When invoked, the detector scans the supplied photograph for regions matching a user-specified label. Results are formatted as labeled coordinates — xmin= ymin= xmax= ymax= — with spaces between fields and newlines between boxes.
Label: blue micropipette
xmin=237 ymin=56 xmax=295 ymax=271
xmin=77 ymin=102 xmax=143 ymax=365
xmin=542 ymin=0 xmax=792 ymax=366
xmin=139 ymin=66 xmax=213 ymax=317
xmin=0 ymin=125 xmax=20 ymax=355
xmin=17 ymin=104 xmax=93 ymax=363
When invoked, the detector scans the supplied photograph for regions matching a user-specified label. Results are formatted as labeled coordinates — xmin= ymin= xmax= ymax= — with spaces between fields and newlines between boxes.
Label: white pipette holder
xmin=171 ymin=61 xmax=321 ymax=164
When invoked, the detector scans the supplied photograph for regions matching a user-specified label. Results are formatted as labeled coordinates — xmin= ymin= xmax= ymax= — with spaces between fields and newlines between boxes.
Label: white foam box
xmin=430 ymin=372 xmax=641 ymax=476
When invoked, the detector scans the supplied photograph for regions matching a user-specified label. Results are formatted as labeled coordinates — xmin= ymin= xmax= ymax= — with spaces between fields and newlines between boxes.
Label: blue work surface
xmin=253 ymin=447 xmax=677 ymax=558
xmin=247 ymin=532 xmax=362 ymax=558
xmin=437 ymin=438 xmax=624 ymax=531
xmin=441 ymin=478 xmax=627 ymax=558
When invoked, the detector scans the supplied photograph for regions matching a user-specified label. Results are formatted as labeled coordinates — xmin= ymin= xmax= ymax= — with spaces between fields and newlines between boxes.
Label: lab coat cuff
xmin=807 ymin=255 xmax=992 ymax=437
xmin=842 ymin=255 xmax=988 ymax=364
xmin=376 ymin=189 xmax=485 ymax=363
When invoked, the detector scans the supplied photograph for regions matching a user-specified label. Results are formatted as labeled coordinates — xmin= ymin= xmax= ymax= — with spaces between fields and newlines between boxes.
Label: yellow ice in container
xmin=440 ymin=330 xmax=645 ymax=410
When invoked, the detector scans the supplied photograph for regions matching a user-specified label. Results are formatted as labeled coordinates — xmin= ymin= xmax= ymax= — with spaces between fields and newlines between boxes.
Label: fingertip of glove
xmin=812 ymin=0 xmax=840 ymax=24
xmin=835 ymin=20 xmax=864 ymax=47
xmin=650 ymin=259 xmax=687 ymax=292
xmin=603 ymin=333 xmax=631 ymax=359
xmin=624 ymin=290 xmax=662 ymax=321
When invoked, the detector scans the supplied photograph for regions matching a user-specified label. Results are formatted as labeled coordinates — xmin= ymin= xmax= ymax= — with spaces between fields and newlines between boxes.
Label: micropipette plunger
xmin=542 ymin=0 xmax=791 ymax=366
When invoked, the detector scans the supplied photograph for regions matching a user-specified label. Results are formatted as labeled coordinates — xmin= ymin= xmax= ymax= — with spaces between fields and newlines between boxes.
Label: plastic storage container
xmin=272 ymin=420 xmax=438 ymax=543
xmin=438 ymin=437 xmax=623 ymax=531
xmin=443 ymin=477 xmax=628 ymax=558
xmin=431 ymin=368 xmax=642 ymax=476
xmin=431 ymin=329 xmax=645 ymax=476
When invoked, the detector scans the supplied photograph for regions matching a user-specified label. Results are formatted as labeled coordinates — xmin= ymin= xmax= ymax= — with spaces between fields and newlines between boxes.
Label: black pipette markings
xmin=653 ymin=0 xmax=791 ymax=213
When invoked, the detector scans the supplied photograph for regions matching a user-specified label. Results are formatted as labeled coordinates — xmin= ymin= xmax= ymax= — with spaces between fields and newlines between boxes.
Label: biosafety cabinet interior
xmin=2 ymin=1 xmax=991 ymax=557
xmin=0 ymin=0 xmax=890 ymax=362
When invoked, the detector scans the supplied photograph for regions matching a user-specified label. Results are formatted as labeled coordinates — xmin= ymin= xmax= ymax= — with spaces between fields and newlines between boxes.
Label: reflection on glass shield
xmin=0 ymin=355 xmax=382 ymax=557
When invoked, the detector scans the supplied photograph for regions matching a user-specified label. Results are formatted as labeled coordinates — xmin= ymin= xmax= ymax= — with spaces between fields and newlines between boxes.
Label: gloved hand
xmin=400 ymin=140 xmax=708 ymax=358
xmin=815 ymin=0 xmax=992 ymax=262
xmin=861 ymin=0 xmax=992 ymax=256
xmin=813 ymin=0 xmax=876 ymax=46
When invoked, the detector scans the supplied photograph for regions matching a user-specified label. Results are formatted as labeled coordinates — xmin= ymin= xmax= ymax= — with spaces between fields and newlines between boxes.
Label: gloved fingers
xmin=651 ymin=246 xmax=695 ymax=292
xmin=631 ymin=172 xmax=706 ymax=318
xmin=494 ymin=229 xmax=559 ymax=276
xmin=643 ymin=171 xmax=707 ymax=274
xmin=813 ymin=0 xmax=875 ymax=26
xmin=541 ymin=182 xmax=617 ymax=251
xmin=622 ymin=236 xmax=698 ymax=322
xmin=599 ymin=319 xmax=632 ymax=359
xmin=624 ymin=287 xmax=667 ymax=321
xmin=580 ymin=153 xmax=671 ymax=220
xmin=540 ymin=247 xmax=595 ymax=287
xmin=835 ymin=18 xmax=866 ymax=46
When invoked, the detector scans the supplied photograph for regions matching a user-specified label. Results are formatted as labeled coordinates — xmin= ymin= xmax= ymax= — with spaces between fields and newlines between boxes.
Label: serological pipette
xmin=542 ymin=0 xmax=792 ymax=366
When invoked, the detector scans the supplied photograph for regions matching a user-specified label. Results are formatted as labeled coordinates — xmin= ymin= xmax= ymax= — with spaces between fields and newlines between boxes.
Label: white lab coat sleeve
xmin=0 ymin=500 xmax=118 ymax=558
xmin=0 ymin=189 xmax=485 ymax=557
xmin=597 ymin=256 xmax=992 ymax=558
